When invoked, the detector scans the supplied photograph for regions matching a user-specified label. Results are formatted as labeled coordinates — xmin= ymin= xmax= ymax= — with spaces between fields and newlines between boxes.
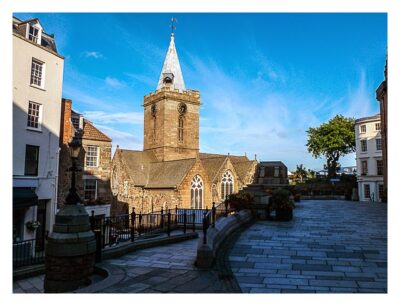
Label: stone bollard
xmin=44 ymin=204 xmax=96 ymax=293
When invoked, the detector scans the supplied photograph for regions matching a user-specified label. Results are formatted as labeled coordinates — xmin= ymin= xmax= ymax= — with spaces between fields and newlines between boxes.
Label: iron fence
xmin=13 ymin=239 xmax=45 ymax=268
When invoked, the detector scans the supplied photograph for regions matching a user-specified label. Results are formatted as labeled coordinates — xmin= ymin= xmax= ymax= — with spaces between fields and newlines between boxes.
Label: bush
xmin=294 ymin=193 xmax=301 ymax=202
xmin=227 ymin=192 xmax=253 ymax=211
xmin=271 ymin=189 xmax=294 ymax=210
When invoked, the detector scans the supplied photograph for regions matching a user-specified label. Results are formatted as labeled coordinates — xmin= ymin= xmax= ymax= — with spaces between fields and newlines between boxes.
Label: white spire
xmin=157 ymin=33 xmax=186 ymax=91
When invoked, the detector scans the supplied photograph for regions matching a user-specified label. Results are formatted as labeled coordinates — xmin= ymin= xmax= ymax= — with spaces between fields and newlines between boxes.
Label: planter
xmin=275 ymin=207 xmax=293 ymax=221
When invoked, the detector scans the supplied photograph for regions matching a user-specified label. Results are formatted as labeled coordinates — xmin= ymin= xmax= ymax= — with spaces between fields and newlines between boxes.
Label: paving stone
xmin=309 ymin=279 xmax=357 ymax=288
xmin=250 ymin=287 xmax=281 ymax=293
xmin=292 ymin=264 xmax=332 ymax=272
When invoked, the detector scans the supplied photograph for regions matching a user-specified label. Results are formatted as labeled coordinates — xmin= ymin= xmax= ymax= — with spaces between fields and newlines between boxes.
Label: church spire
xmin=157 ymin=27 xmax=186 ymax=92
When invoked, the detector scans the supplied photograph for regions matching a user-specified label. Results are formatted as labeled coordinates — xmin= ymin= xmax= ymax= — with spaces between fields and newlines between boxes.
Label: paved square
xmin=229 ymin=200 xmax=387 ymax=293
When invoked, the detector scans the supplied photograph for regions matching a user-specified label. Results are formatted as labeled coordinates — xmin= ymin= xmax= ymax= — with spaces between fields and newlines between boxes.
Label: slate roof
xmin=118 ymin=149 xmax=197 ymax=188
xmin=82 ymin=119 xmax=112 ymax=142
xmin=13 ymin=16 xmax=59 ymax=54
xmin=147 ymin=159 xmax=196 ymax=188
xmin=200 ymin=156 xmax=227 ymax=181
xmin=232 ymin=160 xmax=257 ymax=181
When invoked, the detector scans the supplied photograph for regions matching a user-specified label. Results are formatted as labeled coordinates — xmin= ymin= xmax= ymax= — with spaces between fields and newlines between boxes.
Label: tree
xmin=292 ymin=164 xmax=308 ymax=183
xmin=306 ymin=115 xmax=355 ymax=178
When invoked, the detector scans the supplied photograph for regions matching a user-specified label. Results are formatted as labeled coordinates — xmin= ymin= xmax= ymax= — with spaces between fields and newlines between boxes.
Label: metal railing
xmin=201 ymin=200 xmax=235 ymax=245
xmin=13 ymin=239 xmax=45 ymax=268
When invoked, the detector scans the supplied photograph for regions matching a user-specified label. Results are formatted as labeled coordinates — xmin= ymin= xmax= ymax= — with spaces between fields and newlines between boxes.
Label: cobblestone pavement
xmin=229 ymin=200 xmax=387 ymax=293
xmin=92 ymin=235 xmax=230 ymax=293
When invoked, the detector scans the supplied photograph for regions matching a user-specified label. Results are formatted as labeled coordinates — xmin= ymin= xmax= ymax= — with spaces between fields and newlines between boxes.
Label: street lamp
xmin=44 ymin=128 xmax=96 ymax=293
xmin=65 ymin=129 xmax=82 ymax=205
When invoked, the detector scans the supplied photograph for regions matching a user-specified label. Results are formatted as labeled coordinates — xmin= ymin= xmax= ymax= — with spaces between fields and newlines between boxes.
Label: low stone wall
xmin=196 ymin=210 xmax=252 ymax=269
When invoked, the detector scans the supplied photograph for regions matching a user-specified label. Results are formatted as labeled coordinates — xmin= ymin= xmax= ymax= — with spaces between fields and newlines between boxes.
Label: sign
xmin=330 ymin=178 xmax=340 ymax=182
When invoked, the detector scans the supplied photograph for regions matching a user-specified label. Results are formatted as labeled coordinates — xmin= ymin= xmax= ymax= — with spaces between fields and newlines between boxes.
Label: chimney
xmin=60 ymin=98 xmax=73 ymax=145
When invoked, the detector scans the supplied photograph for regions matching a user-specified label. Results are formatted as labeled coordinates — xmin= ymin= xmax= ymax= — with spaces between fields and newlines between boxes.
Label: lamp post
xmin=44 ymin=130 xmax=96 ymax=293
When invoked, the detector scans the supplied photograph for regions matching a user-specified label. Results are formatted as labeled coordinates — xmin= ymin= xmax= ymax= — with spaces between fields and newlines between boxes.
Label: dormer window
xmin=29 ymin=26 xmax=39 ymax=43
xmin=26 ymin=22 xmax=42 ymax=45
xmin=162 ymin=72 xmax=174 ymax=85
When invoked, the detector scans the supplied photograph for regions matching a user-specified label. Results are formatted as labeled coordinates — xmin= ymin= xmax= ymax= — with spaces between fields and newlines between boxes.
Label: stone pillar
xmin=44 ymin=204 xmax=96 ymax=293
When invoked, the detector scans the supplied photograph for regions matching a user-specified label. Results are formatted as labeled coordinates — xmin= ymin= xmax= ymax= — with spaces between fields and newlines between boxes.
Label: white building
xmin=13 ymin=17 xmax=64 ymax=246
xmin=355 ymin=114 xmax=384 ymax=202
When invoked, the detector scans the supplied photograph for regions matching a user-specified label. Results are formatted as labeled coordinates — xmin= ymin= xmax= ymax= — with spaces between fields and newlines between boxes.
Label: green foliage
xmin=271 ymin=189 xmax=294 ymax=210
xmin=227 ymin=192 xmax=253 ymax=211
xmin=306 ymin=115 xmax=355 ymax=178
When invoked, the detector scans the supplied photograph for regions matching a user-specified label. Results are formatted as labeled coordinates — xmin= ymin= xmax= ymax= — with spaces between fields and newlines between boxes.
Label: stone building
xmin=12 ymin=17 xmax=64 ymax=245
xmin=58 ymin=98 xmax=112 ymax=217
xmin=111 ymin=33 xmax=257 ymax=214
xmin=254 ymin=161 xmax=289 ymax=185
xmin=375 ymin=58 xmax=387 ymax=195
xmin=354 ymin=114 xmax=384 ymax=202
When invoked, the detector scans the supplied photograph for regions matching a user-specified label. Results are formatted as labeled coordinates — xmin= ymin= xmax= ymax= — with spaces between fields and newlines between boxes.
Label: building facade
xmin=111 ymin=33 xmax=257 ymax=214
xmin=355 ymin=114 xmax=384 ymax=202
xmin=12 ymin=17 xmax=64 ymax=245
xmin=255 ymin=161 xmax=289 ymax=185
xmin=58 ymin=99 xmax=112 ymax=217
xmin=376 ymin=58 xmax=387 ymax=197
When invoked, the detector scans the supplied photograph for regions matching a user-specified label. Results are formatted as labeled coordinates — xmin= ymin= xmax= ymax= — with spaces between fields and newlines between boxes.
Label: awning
xmin=13 ymin=187 xmax=38 ymax=209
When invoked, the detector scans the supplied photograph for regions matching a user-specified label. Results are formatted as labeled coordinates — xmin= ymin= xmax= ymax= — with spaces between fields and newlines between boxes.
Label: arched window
xmin=191 ymin=175 xmax=203 ymax=209
xmin=221 ymin=171 xmax=234 ymax=200
xmin=153 ymin=116 xmax=156 ymax=142
xmin=178 ymin=116 xmax=184 ymax=143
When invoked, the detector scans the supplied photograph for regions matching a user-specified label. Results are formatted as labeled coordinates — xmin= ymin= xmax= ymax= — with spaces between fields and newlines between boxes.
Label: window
xmin=30 ymin=59 xmax=44 ymax=88
xmin=153 ymin=116 xmax=157 ymax=142
xmin=376 ymin=138 xmax=382 ymax=151
xmin=178 ymin=116 xmax=184 ymax=143
xmin=377 ymin=160 xmax=383 ymax=175
xmin=361 ymin=160 xmax=368 ymax=175
xmin=71 ymin=116 xmax=81 ymax=130
xmin=24 ymin=145 xmax=39 ymax=176
xmin=86 ymin=146 xmax=99 ymax=167
xmin=84 ymin=179 xmax=97 ymax=201
xmin=274 ymin=166 xmax=280 ymax=177
xmin=361 ymin=140 xmax=367 ymax=152
xmin=221 ymin=171 xmax=234 ymax=200
xmin=378 ymin=184 xmax=384 ymax=200
xmin=27 ymin=101 xmax=41 ymax=129
xmin=191 ymin=175 xmax=203 ymax=209
xmin=375 ymin=122 xmax=381 ymax=131
xmin=259 ymin=167 xmax=265 ymax=177
xmin=364 ymin=184 xmax=370 ymax=200
xmin=360 ymin=125 xmax=366 ymax=133
xmin=28 ymin=25 xmax=39 ymax=43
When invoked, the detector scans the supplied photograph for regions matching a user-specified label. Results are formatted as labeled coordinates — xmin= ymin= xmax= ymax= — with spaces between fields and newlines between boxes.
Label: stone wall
xmin=143 ymin=88 xmax=200 ymax=161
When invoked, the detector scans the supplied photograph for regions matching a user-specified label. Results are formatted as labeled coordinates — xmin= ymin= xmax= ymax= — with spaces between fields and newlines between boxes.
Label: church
xmin=111 ymin=32 xmax=257 ymax=214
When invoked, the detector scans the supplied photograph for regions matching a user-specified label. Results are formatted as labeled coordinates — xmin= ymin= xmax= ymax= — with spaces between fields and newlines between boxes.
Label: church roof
xmin=147 ymin=159 xmax=196 ymax=188
xmin=82 ymin=119 xmax=112 ymax=142
xmin=157 ymin=34 xmax=186 ymax=92
xmin=200 ymin=156 xmax=227 ymax=182
xmin=117 ymin=149 xmax=196 ymax=188
xmin=232 ymin=160 xmax=257 ymax=181
xmin=118 ymin=150 xmax=158 ymax=186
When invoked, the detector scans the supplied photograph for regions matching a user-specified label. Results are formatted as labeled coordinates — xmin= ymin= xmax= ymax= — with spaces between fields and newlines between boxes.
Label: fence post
xmin=183 ymin=210 xmax=187 ymax=234
xmin=90 ymin=210 xmax=95 ymax=231
xmin=175 ymin=205 xmax=178 ymax=225
xmin=160 ymin=208 xmax=164 ymax=228
xmin=192 ymin=212 xmax=195 ymax=232
xmin=131 ymin=207 xmax=136 ymax=242
xmin=202 ymin=211 xmax=208 ymax=244
xmin=138 ymin=213 xmax=142 ymax=236
xmin=212 ymin=202 xmax=216 ymax=228
xmin=167 ymin=209 xmax=171 ymax=237
xmin=94 ymin=230 xmax=102 ymax=262
xmin=107 ymin=219 xmax=112 ymax=247
xmin=225 ymin=199 xmax=229 ymax=217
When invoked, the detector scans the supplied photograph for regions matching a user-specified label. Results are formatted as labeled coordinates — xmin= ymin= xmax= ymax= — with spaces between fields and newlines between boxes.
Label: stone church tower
xmin=143 ymin=33 xmax=200 ymax=161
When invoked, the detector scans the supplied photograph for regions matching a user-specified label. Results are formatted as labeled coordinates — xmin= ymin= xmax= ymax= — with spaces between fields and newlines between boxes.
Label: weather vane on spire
xmin=171 ymin=17 xmax=177 ymax=35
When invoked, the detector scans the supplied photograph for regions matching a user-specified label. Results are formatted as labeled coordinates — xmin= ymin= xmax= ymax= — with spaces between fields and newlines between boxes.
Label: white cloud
xmin=105 ymin=77 xmax=126 ymax=89
xmin=83 ymin=111 xmax=142 ymax=125
xmin=94 ymin=124 xmax=142 ymax=155
xmin=82 ymin=51 xmax=104 ymax=59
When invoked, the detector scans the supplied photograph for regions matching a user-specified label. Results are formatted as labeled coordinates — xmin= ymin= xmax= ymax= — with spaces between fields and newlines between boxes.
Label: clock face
xmin=151 ymin=104 xmax=157 ymax=116
xmin=178 ymin=102 xmax=187 ymax=114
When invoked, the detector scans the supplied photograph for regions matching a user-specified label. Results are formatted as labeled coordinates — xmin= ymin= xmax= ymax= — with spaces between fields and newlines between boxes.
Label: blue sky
xmin=14 ymin=13 xmax=387 ymax=171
